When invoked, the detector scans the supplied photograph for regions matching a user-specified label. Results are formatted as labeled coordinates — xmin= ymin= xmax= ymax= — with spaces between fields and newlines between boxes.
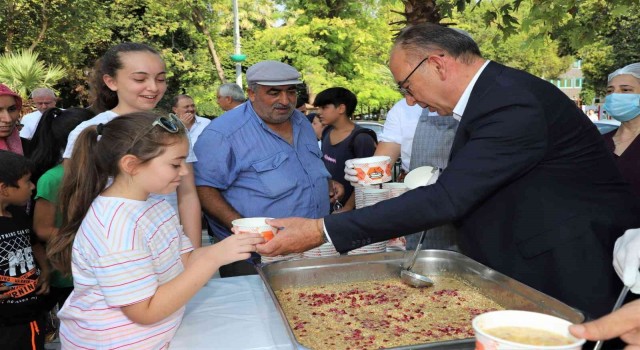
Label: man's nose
xmin=277 ymin=92 xmax=292 ymax=105
xmin=405 ymin=94 xmax=417 ymax=106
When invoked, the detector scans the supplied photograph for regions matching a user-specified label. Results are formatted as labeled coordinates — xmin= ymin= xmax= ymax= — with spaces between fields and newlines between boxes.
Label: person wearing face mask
xmin=602 ymin=62 xmax=640 ymax=196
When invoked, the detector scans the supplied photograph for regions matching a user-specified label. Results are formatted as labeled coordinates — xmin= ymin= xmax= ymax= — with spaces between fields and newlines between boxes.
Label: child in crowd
xmin=0 ymin=150 xmax=50 ymax=350
xmin=63 ymin=42 xmax=203 ymax=248
xmin=47 ymin=113 xmax=263 ymax=349
xmin=30 ymin=108 xmax=95 ymax=320
xmin=306 ymin=112 xmax=325 ymax=149
xmin=315 ymin=87 xmax=377 ymax=212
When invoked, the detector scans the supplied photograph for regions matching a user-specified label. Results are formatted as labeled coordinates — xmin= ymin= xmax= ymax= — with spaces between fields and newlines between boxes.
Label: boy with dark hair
xmin=0 ymin=150 xmax=50 ymax=350
xmin=315 ymin=87 xmax=377 ymax=212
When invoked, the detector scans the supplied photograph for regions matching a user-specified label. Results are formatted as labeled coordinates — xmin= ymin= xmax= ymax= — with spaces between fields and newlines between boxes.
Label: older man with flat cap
xmin=193 ymin=60 xmax=341 ymax=277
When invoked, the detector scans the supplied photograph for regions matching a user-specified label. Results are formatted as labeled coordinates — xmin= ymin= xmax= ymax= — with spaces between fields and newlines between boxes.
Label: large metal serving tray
xmin=257 ymin=250 xmax=584 ymax=350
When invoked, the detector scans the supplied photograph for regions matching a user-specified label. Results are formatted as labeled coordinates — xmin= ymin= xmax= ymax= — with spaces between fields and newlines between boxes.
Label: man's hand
xmin=569 ymin=298 xmax=640 ymax=348
xmin=257 ymin=218 xmax=324 ymax=256
xmin=344 ymin=159 xmax=359 ymax=184
xmin=178 ymin=112 xmax=195 ymax=125
xmin=329 ymin=180 xmax=344 ymax=204
xmin=614 ymin=228 xmax=640 ymax=293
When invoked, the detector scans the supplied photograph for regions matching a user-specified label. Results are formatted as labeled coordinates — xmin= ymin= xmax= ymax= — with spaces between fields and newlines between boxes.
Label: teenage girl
xmin=63 ymin=42 xmax=203 ymax=248
xmin=48 ymin=112 xmax=262 ymax=349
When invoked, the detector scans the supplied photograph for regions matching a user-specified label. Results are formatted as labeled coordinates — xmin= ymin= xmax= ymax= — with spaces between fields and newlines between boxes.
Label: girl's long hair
xmin=29 ymin=107 xmax=95 ymax=183
xmin=47 ymin=112 xmax=187 ymax=275
xmin=89 ymin=42 xmax=161 ymax=113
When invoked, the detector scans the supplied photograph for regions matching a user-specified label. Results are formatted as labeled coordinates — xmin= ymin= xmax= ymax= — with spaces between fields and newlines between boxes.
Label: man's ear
xmin=0 ymin=183 xmax=8 ymax=197
xmin=337 ymin=104 xmax=347 ymax=115
xmin=431 ymin=54 xmax=447 ymax=80
xmin=247 ymin=88 xmax=256 ymax=102
xmin=103 ymin=74 xmax=118 ymax=92
xmin=119 ymin=154 xmax=142 ymax=176
xmin=171 ymin=106 xmax=178 ymax=114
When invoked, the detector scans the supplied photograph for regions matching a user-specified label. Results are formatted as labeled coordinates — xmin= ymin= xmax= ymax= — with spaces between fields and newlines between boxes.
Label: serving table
xmin=169 ymin=275 xmax=296 ymax=350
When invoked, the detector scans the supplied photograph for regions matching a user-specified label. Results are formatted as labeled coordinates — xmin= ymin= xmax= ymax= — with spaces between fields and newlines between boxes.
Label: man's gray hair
xmin=394 ymin=23 xmax=481 ymax=64
xmin=218 ymin=83 xmax=246 ymax=102
xmin=30 ymin=87 xmax=56 ymax=99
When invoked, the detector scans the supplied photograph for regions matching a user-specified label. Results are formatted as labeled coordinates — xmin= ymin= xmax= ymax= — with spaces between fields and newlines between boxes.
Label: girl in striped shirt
xmin=47 ymin=113 xmax=263 ymax=349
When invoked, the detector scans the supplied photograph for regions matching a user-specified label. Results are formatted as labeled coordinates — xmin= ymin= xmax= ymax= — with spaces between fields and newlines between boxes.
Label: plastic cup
xmin=472 ymin=310 xmax=585 ymax=350
xmin=351 ymin=156 xmax=392 ymax=185
xmin=232 ymin=217 xmax=278 ymax=241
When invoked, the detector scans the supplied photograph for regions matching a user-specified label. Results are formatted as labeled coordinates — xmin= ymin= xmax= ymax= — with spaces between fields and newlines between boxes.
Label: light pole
xmin=230 ymin=0 xmax=246 ymax=87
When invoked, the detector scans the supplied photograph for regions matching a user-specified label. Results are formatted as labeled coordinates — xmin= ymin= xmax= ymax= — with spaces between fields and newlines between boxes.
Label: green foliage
xmin=570 ymin=1 xmax=640 ymax=99
xmin=1 ymin=0 xmax=636 ymax=116
xmin=453 ymin=0 xmax=572 ymax=79
xmin=0 ymin=49 xmax=65 ymax=98
xmin=264 ymin=0 xmax=403 ymax=111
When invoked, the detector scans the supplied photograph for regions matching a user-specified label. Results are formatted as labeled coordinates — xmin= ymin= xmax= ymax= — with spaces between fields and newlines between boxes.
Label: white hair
xmin=30 ymin=87 xmax=56 ymax=99
xmin=218 ymin=83 xmax=246 ymax=102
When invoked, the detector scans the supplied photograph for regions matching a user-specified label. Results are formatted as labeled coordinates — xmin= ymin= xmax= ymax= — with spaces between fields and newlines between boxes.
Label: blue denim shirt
xmin=193 ymin=102 xmax=331 ymax=239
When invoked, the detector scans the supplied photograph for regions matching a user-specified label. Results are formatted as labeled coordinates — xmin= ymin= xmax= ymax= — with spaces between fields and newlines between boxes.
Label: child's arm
xmin=31 ymin=241 xmax=50 ymax=295
xmin=33 ymin=199 xmax=58 ymax=241
xmin=340 ymin=192 xmax=356 ymax=212
xmin=120 ymin=232 xmax=263 ymax=325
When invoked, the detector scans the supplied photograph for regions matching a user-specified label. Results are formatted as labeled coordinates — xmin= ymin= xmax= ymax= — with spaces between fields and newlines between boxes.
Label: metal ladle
xmin=592 ymin=285 xmax=630 ymax=350
xmin=400 ymin=231 xmax=434 ymax=288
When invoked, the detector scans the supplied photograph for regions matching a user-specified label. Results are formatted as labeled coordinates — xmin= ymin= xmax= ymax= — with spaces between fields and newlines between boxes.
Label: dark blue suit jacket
xmin=325 ymin=61 xmax=640 ymax=318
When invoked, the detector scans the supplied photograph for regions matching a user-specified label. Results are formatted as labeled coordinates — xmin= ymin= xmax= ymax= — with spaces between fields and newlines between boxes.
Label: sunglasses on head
xmin=126 ymin=114 xmax=184 ymax=153
xmin=154 ymin=114 xmax=182 ymax=133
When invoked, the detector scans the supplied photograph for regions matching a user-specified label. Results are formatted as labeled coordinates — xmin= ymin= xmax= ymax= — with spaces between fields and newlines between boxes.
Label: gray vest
xmin=405 ymin=110 xmax=459 ymax=250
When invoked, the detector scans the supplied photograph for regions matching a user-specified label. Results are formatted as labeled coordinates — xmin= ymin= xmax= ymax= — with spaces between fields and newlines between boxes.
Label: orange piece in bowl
xmin=260 ymin=230 xmax=275 ymax=241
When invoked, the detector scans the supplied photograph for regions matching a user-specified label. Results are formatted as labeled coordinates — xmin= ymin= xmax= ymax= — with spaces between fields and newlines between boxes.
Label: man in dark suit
xmin=257 ymin=23 xmax=640 ymax=319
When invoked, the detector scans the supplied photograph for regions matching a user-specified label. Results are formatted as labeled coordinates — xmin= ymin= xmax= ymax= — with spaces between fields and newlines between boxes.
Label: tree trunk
xmin=5 ymin=0 xmax=16 ymax=52
xmin=395 ymin=0 xmax=442 ymax=26
xmin=29 ymin=0 xmax=50 ymax=51
xmin=190 ymin=6 xmax=227 ymax=83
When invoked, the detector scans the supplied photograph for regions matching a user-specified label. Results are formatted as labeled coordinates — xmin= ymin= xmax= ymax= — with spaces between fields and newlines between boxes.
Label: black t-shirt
xmin=0 ymin=206 xmax=43 ymax=325
xmin=321 ymin=125 xmax=377 ymax=208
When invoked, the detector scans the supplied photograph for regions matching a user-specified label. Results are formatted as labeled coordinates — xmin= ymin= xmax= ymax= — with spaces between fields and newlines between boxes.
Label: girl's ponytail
xmin=47 ymin=126 xmax=107 ymax=275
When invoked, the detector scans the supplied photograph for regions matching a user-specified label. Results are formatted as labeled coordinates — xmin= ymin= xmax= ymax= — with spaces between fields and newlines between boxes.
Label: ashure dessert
xmin=275 ymin=276 xmax=503 ymax=350
xmin=484 ymin=327 xmax=574 ymax=346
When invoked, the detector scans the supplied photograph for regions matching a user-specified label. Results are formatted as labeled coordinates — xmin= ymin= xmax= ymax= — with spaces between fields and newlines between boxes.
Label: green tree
xmin=453 ymin=0 xmax=572 ymax=80
xmin=573 ymin=3 xmax=640 ymax=100
xmin=0 ymin=49 xmax=65 ymax=98
xmin=266 ymin=0 xmax=404 ymax=111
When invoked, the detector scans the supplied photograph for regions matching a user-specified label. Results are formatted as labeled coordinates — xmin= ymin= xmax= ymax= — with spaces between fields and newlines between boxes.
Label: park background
xmin=0 ymin=0 xmax=638 ymax=118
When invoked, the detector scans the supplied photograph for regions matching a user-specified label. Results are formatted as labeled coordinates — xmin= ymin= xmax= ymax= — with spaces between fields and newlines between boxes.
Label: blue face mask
xmin=604 ymin=93 xmax=640 ymax=122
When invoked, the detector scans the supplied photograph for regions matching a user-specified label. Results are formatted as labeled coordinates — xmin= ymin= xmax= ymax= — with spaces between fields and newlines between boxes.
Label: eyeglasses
xmin=126 ymin=114 xmax=183 ymax=153
xmin=397 ymin=57 xmax=429 ymax=97
xmin=397 ymin=54 xmax=445 ymax=97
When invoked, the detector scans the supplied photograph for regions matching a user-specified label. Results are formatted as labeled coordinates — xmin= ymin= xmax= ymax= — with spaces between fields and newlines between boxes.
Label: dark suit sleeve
xmin=325 ymin=93 xmax=549 ymax=252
